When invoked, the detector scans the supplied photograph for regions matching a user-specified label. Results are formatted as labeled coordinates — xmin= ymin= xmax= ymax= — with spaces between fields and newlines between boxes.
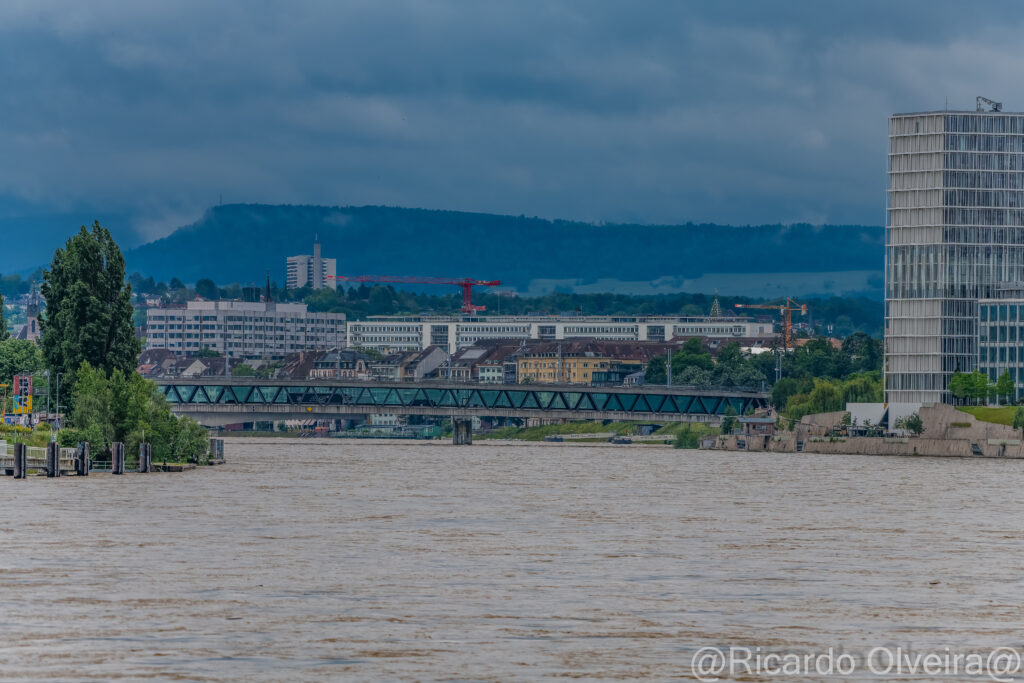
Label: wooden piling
xmin=77 ymin=442 xmax=90 ymax=476
xmin=46 ymin=442 xmax=60 ymax=478
xmin=13 ymin=443 xmax=26 ymax=479
xmin=138 ymin=443 xmax=150 ymax=473
xmin=112 ymin=442 xmax=125 ymax=475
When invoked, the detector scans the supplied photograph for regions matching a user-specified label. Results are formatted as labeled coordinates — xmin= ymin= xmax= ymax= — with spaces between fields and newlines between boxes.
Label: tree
xmin=720 ymin=406 xmax=738 ymax=434
xmin=232 ymin=363 xmax=258 ymax=377
xmin=895 ymin=412 xmax=924 ymax=436
xmin=0 ymin=338 xmax=45 ymax=386
xmin=948 ymin=371 xmax=970 ymax=404
xmin=996 ymin=370 xmax=1015 ymax=405
xmin=195 ymin=278 xmax=219 ymax=300
xmin=40 ymin=222 xmax=141 ymax=379
xmin=1014 ymin=406 xmax=1024 ymax=436
xmin=0 ymin=289 xmax=7 ymax=340
xmin=968 ymin=370 xmax=992 ymax=405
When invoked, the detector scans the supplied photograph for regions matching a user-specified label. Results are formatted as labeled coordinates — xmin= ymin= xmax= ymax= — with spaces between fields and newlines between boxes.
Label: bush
xmin=674 ymin=425 xmax=701 ymax=449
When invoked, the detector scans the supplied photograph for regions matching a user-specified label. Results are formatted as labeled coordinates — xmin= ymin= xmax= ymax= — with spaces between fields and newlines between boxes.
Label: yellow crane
xmin=734 ymin=297 xmax=808 ymax=350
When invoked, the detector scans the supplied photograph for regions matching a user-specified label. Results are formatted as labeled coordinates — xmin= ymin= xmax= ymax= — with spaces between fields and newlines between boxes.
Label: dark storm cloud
xmin=0 ymin=0 xmax=1022 ymax=243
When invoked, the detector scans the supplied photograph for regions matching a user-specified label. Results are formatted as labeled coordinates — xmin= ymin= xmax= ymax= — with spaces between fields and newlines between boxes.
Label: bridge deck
xmin=159 ymin=379 xmax=768 ymax=426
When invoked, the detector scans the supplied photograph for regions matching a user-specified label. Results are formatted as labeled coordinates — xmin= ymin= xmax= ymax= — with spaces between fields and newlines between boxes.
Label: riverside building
xmin=346 ymin=314 xmax=772 ymax=355
xmin=145 ymin=300 xmax=345 ymax=359
xmin=886 ymin=101 xmax=1024 ymax=403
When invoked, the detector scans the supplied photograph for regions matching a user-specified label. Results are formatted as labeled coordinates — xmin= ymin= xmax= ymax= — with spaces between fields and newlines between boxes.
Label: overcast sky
xmin=2 ymin=0 xmax=1022 ymax=246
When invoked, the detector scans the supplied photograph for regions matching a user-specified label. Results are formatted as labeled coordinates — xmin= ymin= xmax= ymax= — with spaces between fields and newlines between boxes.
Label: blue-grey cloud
xmin=0 ymin=0 xmax=1021 ymax=262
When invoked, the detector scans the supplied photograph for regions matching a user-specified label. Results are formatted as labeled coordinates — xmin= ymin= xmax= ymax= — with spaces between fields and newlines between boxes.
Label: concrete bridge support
xmin=452 ymin=419 xmax=473 ymax=445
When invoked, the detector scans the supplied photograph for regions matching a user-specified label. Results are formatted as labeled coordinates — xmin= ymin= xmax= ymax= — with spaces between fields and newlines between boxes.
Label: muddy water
xmin=2 ymin=440 xmax=1023 ymax=681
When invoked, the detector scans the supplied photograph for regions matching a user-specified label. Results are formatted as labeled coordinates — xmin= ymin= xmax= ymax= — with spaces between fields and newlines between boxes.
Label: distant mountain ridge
xmin=123 ymin=204 xmax=885 ymax=297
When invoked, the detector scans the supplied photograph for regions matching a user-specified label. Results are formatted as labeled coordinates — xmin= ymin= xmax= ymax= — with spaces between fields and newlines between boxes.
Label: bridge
xmin=158 ymin=379 xmax=769 ymax=427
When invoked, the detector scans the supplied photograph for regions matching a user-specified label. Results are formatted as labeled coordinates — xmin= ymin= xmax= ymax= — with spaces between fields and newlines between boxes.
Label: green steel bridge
xmin=158 ymin=379 xmax=769 ymax=427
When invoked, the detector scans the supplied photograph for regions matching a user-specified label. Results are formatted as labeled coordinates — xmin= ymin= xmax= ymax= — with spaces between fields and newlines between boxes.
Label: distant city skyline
xmin=3 ymin=1 xmax=1024 ymax=265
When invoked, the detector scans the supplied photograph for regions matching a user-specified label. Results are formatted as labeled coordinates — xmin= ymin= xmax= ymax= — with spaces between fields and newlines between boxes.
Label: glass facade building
xmin=977 ymin=298 xmax=1024 ymax=401
xmin=886 ymin=110 xmax=1024 ymax=403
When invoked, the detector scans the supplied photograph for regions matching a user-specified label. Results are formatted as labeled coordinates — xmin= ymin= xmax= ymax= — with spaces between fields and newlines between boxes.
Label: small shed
xmin=738 ymin=416 xmax=776 ymax=437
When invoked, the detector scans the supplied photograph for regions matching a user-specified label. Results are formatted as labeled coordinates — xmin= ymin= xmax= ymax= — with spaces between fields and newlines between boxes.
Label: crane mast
xmin=733 ymin=297 xmax=807 ymax=350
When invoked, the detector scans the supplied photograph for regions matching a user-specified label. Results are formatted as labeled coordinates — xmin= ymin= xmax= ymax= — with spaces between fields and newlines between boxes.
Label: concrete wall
xmin=712 ymin=403 xmax=1024 ymax=459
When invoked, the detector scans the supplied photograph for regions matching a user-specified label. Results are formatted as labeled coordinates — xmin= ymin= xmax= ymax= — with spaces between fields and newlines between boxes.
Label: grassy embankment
xmin=957 ymin=406 xmax=1018 ymax=426
xmin=478 ymin=421 xmax=719 ymax=442
xmin=0 ymin=424 xmax=54 ymax=448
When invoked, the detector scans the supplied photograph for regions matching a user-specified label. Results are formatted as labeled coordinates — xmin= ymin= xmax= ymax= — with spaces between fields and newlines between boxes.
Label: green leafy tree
xmin=1013 ymin=406 xmax=1024 ymax=436
xmin=948 ymin=371 xmax=970 ymax=404
xmin=996 ymin=370 xmax=1015 ymax=405
xmin=0 ymin=338 xmax=45 ymax=386
xmin=720 ymin=406 xmax=739 ymax=434
xmin=0 ymin=289 xmax=7 ymax=340
xmin=40 ymin=222 xmax=141 ymax=379
xmin=195 ymin=278 xmax=219 ymax=300
xmin=231 ymin=363 xmax=258 ymax=377
xmin=673 ymin=425 xmax=700 ymax=449
xmin=968 ymin=370 xmax=992 ymax=405
xmin=895 ymin=412 xmax=925 ymax=436
xmin=70 ymin=361 xmax=114 ymax=450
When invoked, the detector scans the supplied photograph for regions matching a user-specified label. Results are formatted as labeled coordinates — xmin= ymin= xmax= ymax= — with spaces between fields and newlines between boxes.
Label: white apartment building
xmin=886 ymin=103 xmax=1024 ymax=403
xmin=286 ymin=240 xmax=337 ymax=290
xmin=347 ymin=314 xmax=772 ymax=354
xmin=146 ymin=300 xmax=345 ymax=359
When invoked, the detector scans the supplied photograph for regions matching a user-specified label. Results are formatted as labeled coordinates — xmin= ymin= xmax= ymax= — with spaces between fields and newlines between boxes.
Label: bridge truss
xmin=159 ymin=380 xmax=768 ymax=425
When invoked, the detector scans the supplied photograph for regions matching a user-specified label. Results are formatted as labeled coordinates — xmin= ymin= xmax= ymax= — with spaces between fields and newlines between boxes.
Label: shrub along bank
xmin=57 ymin=361 xmax=209 ymax=463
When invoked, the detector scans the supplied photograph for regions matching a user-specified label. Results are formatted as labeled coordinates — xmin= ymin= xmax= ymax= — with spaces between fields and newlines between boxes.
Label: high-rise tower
xmin=886 ymin=100 xmax=1024 ymax=403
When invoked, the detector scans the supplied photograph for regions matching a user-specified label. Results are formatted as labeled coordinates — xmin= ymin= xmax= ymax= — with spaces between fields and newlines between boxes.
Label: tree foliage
xmin=65 ymin=361 xmax=208 ymax=462
xmin=0 ymin=289 xmax=7 ymax=341
xmin=40 ymin=222 xmax=140 ymax=378
xmin=996 ymin=370 xmax=1015 ymax=405
xmin=0 ymin=338 xmax=45 ymax=386
xmin=949 ymin=370 xmax=993 ymax=405
xmin=894 ymin=412 xmax=924 ymax=436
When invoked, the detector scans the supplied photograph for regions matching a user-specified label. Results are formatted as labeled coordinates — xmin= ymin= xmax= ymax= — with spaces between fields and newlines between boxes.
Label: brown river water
xmin=2 ymin=439 xmax=1024 ymax=681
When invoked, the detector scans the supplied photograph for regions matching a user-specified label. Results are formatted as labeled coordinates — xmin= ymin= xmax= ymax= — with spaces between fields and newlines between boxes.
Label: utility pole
xmin=54 ymin=372 xmax=60 ymax=437
xmin=557 ymin=343 xmax=563 ymax=383
xmin=666 ymin=348 xmax=672 ymax=388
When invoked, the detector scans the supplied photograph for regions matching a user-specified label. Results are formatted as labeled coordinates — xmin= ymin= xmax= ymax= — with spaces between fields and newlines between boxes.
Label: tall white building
xmin=886 ymin=102 xmax=1024 ymax=403
xmin=347 ymin=314 xmax=772 ymax=354
xmin=286 ymin=240 xmax=337 ymax=290
xmin=146 ymin=300 xmax=345 ymax=359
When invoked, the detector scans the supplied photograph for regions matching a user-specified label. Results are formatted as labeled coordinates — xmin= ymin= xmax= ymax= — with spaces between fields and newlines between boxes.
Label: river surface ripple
xmin=1 ymin=439 xmax=1023 ymax=681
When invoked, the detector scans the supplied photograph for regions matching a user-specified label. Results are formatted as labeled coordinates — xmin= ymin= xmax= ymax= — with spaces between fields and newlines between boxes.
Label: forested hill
xmin=124 ymin=204 xmax=884 ymax=295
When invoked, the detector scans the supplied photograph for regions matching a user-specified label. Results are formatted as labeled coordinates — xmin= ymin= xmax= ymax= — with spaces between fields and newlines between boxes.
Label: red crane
xmin=330 ymin=275 xmax=502 ymax=314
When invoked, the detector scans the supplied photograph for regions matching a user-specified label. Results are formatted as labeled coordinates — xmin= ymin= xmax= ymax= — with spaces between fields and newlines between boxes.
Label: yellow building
xmin=517 ymin=354 xmax=642 ymax=384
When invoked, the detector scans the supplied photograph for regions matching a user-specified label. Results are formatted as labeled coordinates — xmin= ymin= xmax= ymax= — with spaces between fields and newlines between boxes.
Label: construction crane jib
xmin=977 ymin=96 xmax=1003 ymax=112
xmin=733 ymin=297 xmax=807 ymax=350
xmin=330 ymin=275 xmax=502 ymax=314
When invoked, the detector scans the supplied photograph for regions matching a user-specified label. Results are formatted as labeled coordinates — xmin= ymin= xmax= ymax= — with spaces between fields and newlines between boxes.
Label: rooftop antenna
xmin=264 ymin=271 xmax=272 ymax=303
xmin=977 ymin=96 xmax=1003 ymax=112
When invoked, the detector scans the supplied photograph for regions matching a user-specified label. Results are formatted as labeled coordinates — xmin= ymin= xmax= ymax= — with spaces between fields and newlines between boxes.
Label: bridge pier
xmin=452 ymin=419 xmax=473 ymax=445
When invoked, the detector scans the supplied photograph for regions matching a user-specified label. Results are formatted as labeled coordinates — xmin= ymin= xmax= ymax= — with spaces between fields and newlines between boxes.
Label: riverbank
xmin=710 ymin=403 xmax=1024 ymax=459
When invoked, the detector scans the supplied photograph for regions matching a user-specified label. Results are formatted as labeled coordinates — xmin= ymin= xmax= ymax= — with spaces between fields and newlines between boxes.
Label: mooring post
xmin=138 ymin=443 xmax=150 ymax=473
xmin=112 ymin=442 xmax=125 ymax=475
xmin=77 ymin=442 xmax=90 ymax=476
xmin=13 ymin=442 xmax=26 ymax=479
xmin=46 ymin=441 xmax=61 ymax=478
